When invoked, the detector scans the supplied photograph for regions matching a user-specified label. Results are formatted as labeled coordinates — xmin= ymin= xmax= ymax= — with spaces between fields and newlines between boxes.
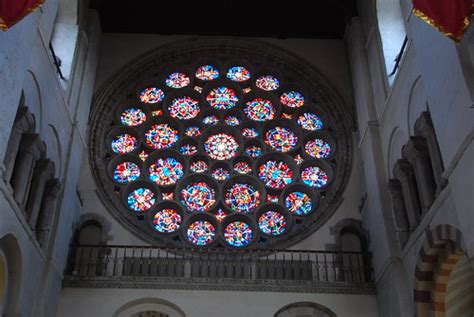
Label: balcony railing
xmin=63 ymin=245 xmax=375 ymax=294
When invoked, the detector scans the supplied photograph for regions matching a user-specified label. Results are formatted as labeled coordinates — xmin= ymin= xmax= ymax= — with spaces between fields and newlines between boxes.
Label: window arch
xmin=0 ymin=234 xmax=22 ymax=316
xmin=112 ymin=298 xmax=185 ymax=317
xmin=274 ymin=302 xmax=337 ymax=317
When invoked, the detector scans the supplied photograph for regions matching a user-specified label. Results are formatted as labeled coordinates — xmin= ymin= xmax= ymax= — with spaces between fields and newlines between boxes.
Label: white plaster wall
xmin=58 ymin=288 xmax=378 ymax=317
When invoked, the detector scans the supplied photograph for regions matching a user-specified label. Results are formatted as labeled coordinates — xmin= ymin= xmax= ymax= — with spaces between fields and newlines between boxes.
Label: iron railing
xmin=66 ymin=245 xmax=372 ymax=288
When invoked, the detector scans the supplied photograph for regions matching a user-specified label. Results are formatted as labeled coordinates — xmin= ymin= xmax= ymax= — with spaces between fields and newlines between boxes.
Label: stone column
xmin=26 ymin=159 xmax=54 ymax=229
xmin=403 ymin=137 xmax=436 ymax=213
xmin=414 ymin=112 xmax=445 ymax=193
xmin=35 ymin=178 xmax=61 ymax=248
xmin=393 ymin=159 xmax=422 ymax=230
xmin=10 ymin=135 xmax=45 ymax=210
xmin=388 ymin=179 xmax=410 ymax=246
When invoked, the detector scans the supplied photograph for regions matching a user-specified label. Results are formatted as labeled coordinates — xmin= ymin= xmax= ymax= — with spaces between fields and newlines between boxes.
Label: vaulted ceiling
xmin=89 ymin=0 xmax=357 ymax=39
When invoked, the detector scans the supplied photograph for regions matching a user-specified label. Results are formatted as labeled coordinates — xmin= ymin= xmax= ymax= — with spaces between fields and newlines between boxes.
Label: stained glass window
xmin=153 ymin=209 xmax=181 ymax=233
xmin=195 ymin=65 xmax=219 ymax=81
xmin=226 ymin=66 xmax=251 ymax=82
xmin=168 ymin=96 xmax=200 ymax=120
xmin=244 ymin=98 xmax=276 ymax=121
xmin=148 ymin=158 xmax=184 ymax=186
xmin=187 ymin=220 xmax=216 ymax=246
xmin=258 ymin=211 xmax=287 ymax=236
xmin=140 ymin=87 xmax=165 ymax=104
xmin=96 ymin=50 xmax=342 ymax=249
xmin=165 ymin=72 xmax=190 ymax=88
xmin=224 ymin=221 xmax=253 ymax=247
xmin=181 ymin=182 xmax=216 ymax=212
xmin=206 ymin=87 xmax=238 ymax=110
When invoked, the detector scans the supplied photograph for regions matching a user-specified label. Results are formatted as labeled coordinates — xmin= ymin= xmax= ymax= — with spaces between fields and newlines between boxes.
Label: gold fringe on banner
xmin=0 ymin=0 xmax=45 ymax=31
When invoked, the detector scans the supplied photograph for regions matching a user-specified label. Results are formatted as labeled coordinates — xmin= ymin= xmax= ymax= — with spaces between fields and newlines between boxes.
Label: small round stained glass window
xmin=148 ymin=158 xmax=184 ymax=186
xmin=211 ymin=167 xmax=230 ymax=182
xmin=297 ymin=113 xmax=323 ymax=131
xmin=245 ymin=145 xmax=262 ymax=157
xmin=258 ymin=160 xmax=293 ymax=189
xmin=120 ymin=108 xmax=147 ymax=126
xmin=185 ymin=126 xmax=202 ymax=137
xmin=187 ymin=220 xmax=216 ymax=246
xmin=226 ymin=66 xmax=251 ymax=82
xmin=196 ymin=65 xmax=219 ymax=81
xmin=285 ymin=192 xmax=313 ymax=216
xmin=244 ymin=98 xmax=276 ymax=121
xmin=180 ymin=182 xmax=216 ymax=212
xmin=225 ymin=183 xmax=260 ymax=213
xmin=190 ymin=160 xmax=208 ymax=173
xmin=258 ymin=211 xmax=287 ymax=236
xmin=301 ymin=166 xmax=329 ymax=188
xmin=265 ymin=127 xmax=298 ymax=152
xmin=168 ymin=96 xmax=200 ymax=120
xmin=140 ymin=87 xmax=165 ymax=104
xmin=241 ymin=127 xmax=259 ymax=138
xmin=114 ymin=162 xmax=140 ymax=183
xmin=224 ymin=221 xmax=253 ymax=247
xmin=111 ymin=134 xmax=138 ymax=154
xmin=304 ymin=138 xmax=331 ymax=159
xmin=153 ymin=209 xmax=181 ymax=233
xmin=145 ymin=124 xmax=179 ymax=149
xmin=256 ymin=75 xmax=280 ymax=91
xmin=179 ymin=144 xmax=198 ymax=156
xmin=204 ymin=133 xmax=239 ymax=160
xmin=280 ymin=91 xmax=304 ymax=108
xmin=127 ymin=188 xmax=156 ymax=212
xmin=166 ymin=72 xmax=190 ymax=88
xmin=233 ymin=161 xmax=252 ymax=174
xmin=202 ymin=115 xmax=220 ymax=125
xmin=206 ymin=87 xmax=238 ymax=110
xmin=225 ymin=116 xmax=240 ymax=126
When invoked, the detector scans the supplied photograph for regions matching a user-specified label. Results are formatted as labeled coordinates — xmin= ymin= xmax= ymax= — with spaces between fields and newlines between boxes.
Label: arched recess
xmin=274 ymin=301 xmax=337 ymax=317
xmin=406 ymin=76 xmax=428 ymax=136
xmin=414 ymin=224 xmax=473 ymax=317
xmin=386 ymin=126 xmax=409 ymax=178
xmin=73 ymin=213 xmax=113 ymax=245
xmin=376 ymin=0 xmax=407 ymax=78
xmin=24 ymin=70 xmax=43 ymax=132
xmin=113 ymin=298 xmax=186 ymax=317
xmin=0 ymin=234 xmax=22 ymax=316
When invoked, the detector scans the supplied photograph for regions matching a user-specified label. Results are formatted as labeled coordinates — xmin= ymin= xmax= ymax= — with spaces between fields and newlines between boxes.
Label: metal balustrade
xmin=64 ymin=245 xmax=374 ymax=293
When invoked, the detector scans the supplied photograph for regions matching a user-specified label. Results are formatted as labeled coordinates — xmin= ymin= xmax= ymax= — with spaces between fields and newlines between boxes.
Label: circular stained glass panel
xmin=256 ymin=75 xmax=280 ymax=91
xmin=241 ymin=127 xmax=259 ymax=138
xmin=297 ymin=113 xmax=323 ymax=131
xmin=153 ymin=209 xmax=181 ymax=233
xmin=179 ymin=144 xmax=198 ymax=156
xmin=166 ymin=72 xmax=190 ymax=88
xmin=127 ymin=188 xmax=156 ymax=212
xmin=168 ymin=97 xmax=200 ymax=120
xmin=120 ymin=108 xmax=147 ymax=126
xmin=202 ymin=115 xmax=219 ymax=125
xmin=265 ymin=127 xmax=298 ymax=152
xmin=244 ymin=98 xmax=276 ymax=121
xmin=305 ymin=138 xmax=331 ymax=159
xmin=145 ymin=124 xmax=179 ymax=149
xmin=206 ymin=87 xmax=239 ymax=110
xmin=224 ymin=221 xmax=253 ymax=247
xmin=140 ymin=87 xmax=165 ymax=104
xmin=258 ymin=160 xmax=293 ymax=189
xmin=149 ymin=158 xmax=184 ymax=186
xmin=190 ymin=160 xmax=208 ymax=173
xmin=187 ymin=220 xmax=216 ymax=246
xmin=258 ymin=211 xmax=287 ymax=236
xmin=211 ymin=167 xmax=230 ymax=182
xmin=225 ymin=183 xmax=260 ymax=213
xmin=185 ymin=126 xmax=201 ymax=137
xmin=301 ymin=166 xmax=329 ymax=188
xmin=114 ymin=162 xmax=140 ymax=183
xmin=204 ymin=133 xmax=239 ymax=160
xmin=226 ymin=66 xmax=251 ymax=82
xmin=111 ymin=134 xmax=138 ymax=154
xmin=285 ymin=191 xmax=313 ymax=216
xmin=280 ymin=91 xmax=304 ymax=108
xmin=180 ymin=182 xmax=216 ymax=212
xmin=195 ymin=65 xmax=219 ymax=81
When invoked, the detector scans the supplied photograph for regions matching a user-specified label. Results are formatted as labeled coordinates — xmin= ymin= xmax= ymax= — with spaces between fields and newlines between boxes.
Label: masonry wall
xmin=0 ymin=1 xmax=100 ymax=315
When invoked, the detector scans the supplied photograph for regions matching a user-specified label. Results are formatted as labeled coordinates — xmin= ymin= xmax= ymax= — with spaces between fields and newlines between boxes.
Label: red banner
xmin=0 ymin=0 xmax=44 ymax=31
xmin=413 ymin=0 xmax=474 ymax=42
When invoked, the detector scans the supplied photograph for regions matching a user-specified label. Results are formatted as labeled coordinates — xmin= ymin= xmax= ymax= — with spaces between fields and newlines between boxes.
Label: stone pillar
xmin=3 ymin=108 xmax=35 ymax=183
xmin=403 ymin=137 xmax=436 ymax=212
xmin=35 ymin=178 xmax=61 ymax=248
xmin=10 ymin=135 xmax=45 ymax=210
xmin=388 ymin=179 xmax=410 ymax=246
xmin=26 ymin=159 xmax=54 ymax=229
xmin=393 ymin=159 xmax=422 ymax=230
xmin=414 ymin=112 xmax=445 ymax=193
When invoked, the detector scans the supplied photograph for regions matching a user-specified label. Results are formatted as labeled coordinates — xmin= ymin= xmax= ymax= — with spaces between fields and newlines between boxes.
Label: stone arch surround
xmin=88 ymin=37 xmax=355 ymax=249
